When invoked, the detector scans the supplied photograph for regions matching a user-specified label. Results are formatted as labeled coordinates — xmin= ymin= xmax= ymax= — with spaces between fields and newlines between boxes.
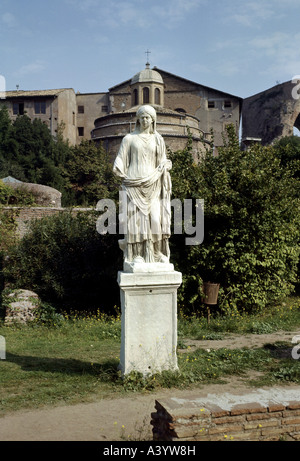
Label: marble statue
xmin=113 ymin=105 xmax=172 ymax=268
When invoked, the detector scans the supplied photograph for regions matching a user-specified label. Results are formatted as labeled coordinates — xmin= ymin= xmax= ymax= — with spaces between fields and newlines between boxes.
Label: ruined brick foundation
xmin=151 ymin=389 xmax=300 ymax=441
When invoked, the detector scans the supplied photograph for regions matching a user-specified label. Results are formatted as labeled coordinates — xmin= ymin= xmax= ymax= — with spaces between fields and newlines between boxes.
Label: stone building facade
xmin=155 ymin=67 xmax=242 ymax=148
xmin=76 ymin=91 xmax=108 ymax=144
xmin=91 ymin=64 xmax=242 ymax=156
xmin=242 ymin=80 xmax=300 ymax=146
xmin=1 ymin=65 xmax=243 ymax=155
xmin=1 ymin=88 xmax=78 ymax=144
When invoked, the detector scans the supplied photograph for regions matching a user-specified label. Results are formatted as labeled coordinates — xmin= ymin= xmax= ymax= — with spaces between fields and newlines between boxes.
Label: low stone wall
xmin=2 ymin=206 xmax=93 ymax=238
xmin=151 ymin=389 xmax=300 ymax=441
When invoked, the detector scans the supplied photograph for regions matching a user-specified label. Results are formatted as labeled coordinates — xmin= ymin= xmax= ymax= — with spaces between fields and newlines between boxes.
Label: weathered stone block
xmin=4 ymin=289 xmax=40 ymax=324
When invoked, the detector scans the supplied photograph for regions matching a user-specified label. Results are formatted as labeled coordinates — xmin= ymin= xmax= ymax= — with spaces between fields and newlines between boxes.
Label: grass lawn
xmin=0 ymin=313 xmax=122 ymax=414
xmin=1 ymin=297 xmax=300 ymax=415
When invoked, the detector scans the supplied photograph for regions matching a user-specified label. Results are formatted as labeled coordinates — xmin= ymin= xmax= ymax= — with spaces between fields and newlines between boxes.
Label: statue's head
xmin=136 ymin=105 xmax=157 ymax=133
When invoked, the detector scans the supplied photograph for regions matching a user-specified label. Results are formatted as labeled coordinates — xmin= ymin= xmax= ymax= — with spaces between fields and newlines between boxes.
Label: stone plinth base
xmin=117 ymin=270 xmax=182 ymax=376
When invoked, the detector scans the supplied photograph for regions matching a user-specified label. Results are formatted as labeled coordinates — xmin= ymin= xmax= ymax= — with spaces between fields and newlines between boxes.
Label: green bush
xmin=170 ymin=126 xmax=300 ymax=313
xmin=274 ymin=135 xmax=300 ymax=178
xmin=61 ymin=140 xmax=121 ymax=206
xmin=3 ymin=211 xmax=122 ymax=313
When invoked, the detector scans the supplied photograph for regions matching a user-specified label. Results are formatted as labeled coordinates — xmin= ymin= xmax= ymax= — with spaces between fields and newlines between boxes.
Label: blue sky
xmin=1 ymin=0 xmax=300 ymax=98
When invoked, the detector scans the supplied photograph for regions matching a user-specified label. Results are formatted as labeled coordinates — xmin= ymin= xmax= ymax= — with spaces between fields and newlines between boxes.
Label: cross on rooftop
xmin=145 ymin=49 xmax=151 ymax=64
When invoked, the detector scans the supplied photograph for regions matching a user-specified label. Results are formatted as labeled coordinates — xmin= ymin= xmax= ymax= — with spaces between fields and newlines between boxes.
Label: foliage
xmin=274 ymin=135 xmax=300 ymax=178
xmin=0 ymin=180 xmax=37 ymax=299
xmin=178 ymin=296 xmax=300 ymax=338
xmin=170 ymin=126 xmax=300 ymax=313
xmin=35 ymin=302 xmax=65 ymax=327
xmin=3 ymin=211 xmax=122 ymax=312
xmin=61 ymin=140 xmax=121 ymax=206
xmin=0 ymin=180 xmax=38 ymax=311
xmin=0 ymin=105 xmax=18 ymax=166
xmin=0 ymin=209 xmax=18 ymax=255
xmin=0 ymin=108 xmax=67 ymax=191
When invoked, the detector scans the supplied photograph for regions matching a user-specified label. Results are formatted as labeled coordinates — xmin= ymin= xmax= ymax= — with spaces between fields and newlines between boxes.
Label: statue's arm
xmin=156 ymin=134 xmax=172 ymax=172
xmin=113 ymin=135 xmax=131 ymax=178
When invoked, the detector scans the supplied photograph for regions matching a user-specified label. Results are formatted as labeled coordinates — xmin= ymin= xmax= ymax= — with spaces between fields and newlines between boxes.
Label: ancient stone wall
xmin=242 ymin=80 xmax=300 ymax=146
xmin=151 ymin=394 xmax=300 ymax=441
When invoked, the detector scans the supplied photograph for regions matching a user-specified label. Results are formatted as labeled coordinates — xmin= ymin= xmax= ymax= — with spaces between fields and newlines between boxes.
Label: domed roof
xmin=131 ymin=63 xmax=164 ymax=85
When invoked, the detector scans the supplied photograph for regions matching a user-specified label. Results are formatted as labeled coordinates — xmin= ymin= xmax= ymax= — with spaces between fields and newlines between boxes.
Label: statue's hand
xmin=166 ymin=159 xmax=172 ymax=170
xmin=158 ymin=160 xmax=172 ymax=172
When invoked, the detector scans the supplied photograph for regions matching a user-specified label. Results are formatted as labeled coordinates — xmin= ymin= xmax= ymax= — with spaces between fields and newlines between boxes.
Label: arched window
xmin=132 ymin=89 xmax=138 ymax=106
xmin=155 ymin=88 xmax=161 ymax=105
xmin=143 ymin=87 xmax=150 ymax=104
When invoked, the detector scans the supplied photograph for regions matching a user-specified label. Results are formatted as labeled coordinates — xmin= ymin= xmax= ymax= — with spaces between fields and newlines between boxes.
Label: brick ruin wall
xmin=151 ymin=397 xmax=300 ymax=441
xmin=242 ymin=80 xmax=300 ymax=146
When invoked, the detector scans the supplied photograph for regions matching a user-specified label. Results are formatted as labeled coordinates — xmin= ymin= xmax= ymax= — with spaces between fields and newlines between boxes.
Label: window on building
xmin=78 ymin=127 xmax=84 ymax=137
xmin=34 ymin=101 xmax=46 ymax=114
xmin=72 ymin=112 xmax=75 ymax=125
xmin=224 ymin=100 xmax=233 ymax=109
xmin=175 ymin=108 xmax=186 ymax=114
xmin=132 ymin=89 xmax=138 ymax=106
xmin=207 ymin=100 xmax=215 ymax=109
xmin=101 ymin=105 xmax=108 ymax=113
xmin=78 ymin=105 xmax=84 ymax=114
xmin=143 ymin=87 xmax=150 ymax=104
xmin=13 ymin=102 xmax=24 ymax=115
xmin=155 ymin=88 xmax=160 ymax=105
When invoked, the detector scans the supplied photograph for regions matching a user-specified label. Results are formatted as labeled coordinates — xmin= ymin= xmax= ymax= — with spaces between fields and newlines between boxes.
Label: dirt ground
xmin=183 ymin=329 xmax=300 ymax=352
xmin=1 ymin=330 xmax=299 ymax=442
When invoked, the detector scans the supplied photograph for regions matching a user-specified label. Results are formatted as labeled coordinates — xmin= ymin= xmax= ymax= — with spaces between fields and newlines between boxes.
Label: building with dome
xmin=130 ymin=63 xmax=165 ymax=107
xmin=90 ymin=63 xmax=242 ymax=157
xmin=1 ymin=64 xmax=242 ymax=156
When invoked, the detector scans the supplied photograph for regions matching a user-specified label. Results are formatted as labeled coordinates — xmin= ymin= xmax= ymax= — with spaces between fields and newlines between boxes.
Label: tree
xmin=0 ymin=109 xmax=67 ymax=190
xmin=274 ymin=135 xmax=300 ymax=178
xmin=61 ymin=140 xmax=121 ymax=206
xmin=170 ymin=126 xmax=300 ymax=313
xmin=0 ymin=106 xmax=19 ymax=178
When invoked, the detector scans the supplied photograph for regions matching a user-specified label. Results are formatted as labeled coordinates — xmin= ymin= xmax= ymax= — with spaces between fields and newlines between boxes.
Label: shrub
xmin=61 ymin=140 xmax=121 ymax=206
xmin=3 ymin=211 xmax=122 ymax=313
xmin=170 ymin=126 xmax=300 ymax=313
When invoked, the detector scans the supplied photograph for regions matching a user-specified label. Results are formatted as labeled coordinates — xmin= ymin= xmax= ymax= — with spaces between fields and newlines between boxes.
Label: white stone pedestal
xmin=117 ymin=268 xmax=182 ymax=376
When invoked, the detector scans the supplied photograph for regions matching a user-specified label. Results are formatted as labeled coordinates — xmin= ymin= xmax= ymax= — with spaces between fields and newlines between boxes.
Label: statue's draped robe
xmin=113 ymin=131 xmax=171 ymax=263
